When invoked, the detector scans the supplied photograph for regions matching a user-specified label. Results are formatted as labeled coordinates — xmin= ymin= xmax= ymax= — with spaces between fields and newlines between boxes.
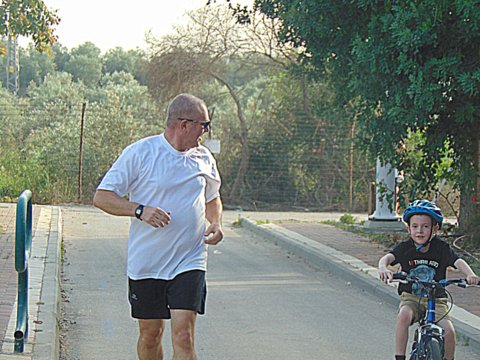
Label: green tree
xmin=0 ymin=87 xmax=53 ymax=201
xmin=19 ymin=71 xmax=160 ymax=202
xmin=0 ymin=0 xmax=59 ymax=51
xmin=243 ymin=70 xmax=372 ymax=210
xmin=255 ymin=0 xmax=480 ymax=230
xmin=83 ymin=72 xmax=161 ymax=199
xmin=350 ymin=1 xmax=480 ymax=230
xmin=63 ymin=42 xmax=102 ymax=87
xmin=18 ymin=43 xmax=56 ymax=94
xmin=146 ymin=4 xmax=295 ymax=201
xmin=51 ymin=43 xmax=71 ymax=72
xmin=102 ymin=47 xmax=148 ymax=84
xmin=26 ymin=72 xmax=85 ymax=109
xmin=20 ymin=73 xmax=85 ymax=201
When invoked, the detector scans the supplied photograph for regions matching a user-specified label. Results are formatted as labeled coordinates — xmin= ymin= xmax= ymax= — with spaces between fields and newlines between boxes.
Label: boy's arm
xmin=378 ymin=253 xmax=396 ymax=283
xmin=454 ymin=258 xmax=480 ymax=285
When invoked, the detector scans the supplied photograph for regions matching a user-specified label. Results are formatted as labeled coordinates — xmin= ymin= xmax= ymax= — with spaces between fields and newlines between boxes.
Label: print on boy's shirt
xmin=410 ymin=264 xmax=436 ymax=297
xmin=409 ymin=259 xmax=439 ymax=268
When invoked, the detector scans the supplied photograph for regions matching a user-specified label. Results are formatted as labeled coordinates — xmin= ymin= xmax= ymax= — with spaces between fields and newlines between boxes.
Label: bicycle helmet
xmin=402 ymin=199 xmax=444 ymax=229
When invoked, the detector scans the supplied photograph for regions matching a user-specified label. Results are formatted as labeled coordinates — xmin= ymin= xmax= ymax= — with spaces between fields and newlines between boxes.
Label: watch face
xmin=135 ymin=205 xmax=143 ymax=219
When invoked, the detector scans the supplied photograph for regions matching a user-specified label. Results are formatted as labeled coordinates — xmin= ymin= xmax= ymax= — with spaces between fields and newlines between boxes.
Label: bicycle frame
xmin=391 ymin=272 xmax=478 ymax=359
xmin=394 ymin=273 xmax=448 ymax=360
xmin=409 ymin=294 xmax=445 ymax=360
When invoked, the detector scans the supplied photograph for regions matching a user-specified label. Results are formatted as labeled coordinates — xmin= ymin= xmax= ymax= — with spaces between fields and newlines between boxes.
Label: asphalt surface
xmin=0 ymin=204 xmax=479 ymax=359
xmin=59 ymin=207 xmax=401 ymax=359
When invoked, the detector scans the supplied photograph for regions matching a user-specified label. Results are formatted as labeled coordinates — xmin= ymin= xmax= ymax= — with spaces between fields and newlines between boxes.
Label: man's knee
xmin=173 ymin=328 xmax=195 ymax=351
xmin=139 ymin=321 xmax=164 ymax=349
xmin=171 ymin=309 xmax=197 ymax=354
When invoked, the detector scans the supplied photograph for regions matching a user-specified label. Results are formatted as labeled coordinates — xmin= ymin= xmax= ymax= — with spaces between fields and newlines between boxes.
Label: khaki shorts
xmin=399 ymin=292 xmax=450 ymax=324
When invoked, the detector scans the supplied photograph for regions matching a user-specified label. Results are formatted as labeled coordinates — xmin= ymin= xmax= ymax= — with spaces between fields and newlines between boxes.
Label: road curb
xmin=240 ymin=217 xmax=480 ymax=352
xmin=33 ymin=207 xmax=62 ymax=360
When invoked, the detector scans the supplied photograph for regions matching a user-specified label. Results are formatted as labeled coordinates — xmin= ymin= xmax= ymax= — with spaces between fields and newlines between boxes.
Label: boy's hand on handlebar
xmin=378 ymin=267 xmax=393 ymax=283
xmin=466 ymin=274 xmax=479 ymax=285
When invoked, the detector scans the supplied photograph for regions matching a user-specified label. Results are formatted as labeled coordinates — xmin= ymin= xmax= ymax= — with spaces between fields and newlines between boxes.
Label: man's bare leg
xmin=171 ymin=310 xmax=197 ymax=360
xmin=138 ymin=319 xmax=166 ymax=360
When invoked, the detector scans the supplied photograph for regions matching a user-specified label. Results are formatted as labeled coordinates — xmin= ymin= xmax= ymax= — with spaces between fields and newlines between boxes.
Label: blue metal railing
xmin=14 ymin=190 xmax=33 ymax=353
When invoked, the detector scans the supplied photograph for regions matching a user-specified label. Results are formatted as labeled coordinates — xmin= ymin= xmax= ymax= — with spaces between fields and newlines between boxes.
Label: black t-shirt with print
xmin=390 ymin=235 xmax=459 ymax=298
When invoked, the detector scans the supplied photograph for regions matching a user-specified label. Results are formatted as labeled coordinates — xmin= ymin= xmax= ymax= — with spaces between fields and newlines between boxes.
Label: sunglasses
xmin=177 ymin=117 xmax=211 ymax=130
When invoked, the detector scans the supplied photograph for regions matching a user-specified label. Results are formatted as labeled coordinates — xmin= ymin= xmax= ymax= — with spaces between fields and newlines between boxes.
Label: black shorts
xmin=128 ymin=270 xmax=206 ymax=319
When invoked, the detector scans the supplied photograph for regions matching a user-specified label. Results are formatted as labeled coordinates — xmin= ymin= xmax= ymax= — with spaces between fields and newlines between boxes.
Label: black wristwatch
xmin=134 ymin=204 xmax=144 ymax=220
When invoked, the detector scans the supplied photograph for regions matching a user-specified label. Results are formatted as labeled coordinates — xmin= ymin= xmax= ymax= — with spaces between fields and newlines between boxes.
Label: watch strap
xmin=134 ymin=204 xmax=144 ymax=220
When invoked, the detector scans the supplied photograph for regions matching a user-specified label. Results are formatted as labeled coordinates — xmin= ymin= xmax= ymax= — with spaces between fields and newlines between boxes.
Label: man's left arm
xmin=204 ymin=197 xmax=223 ymax=245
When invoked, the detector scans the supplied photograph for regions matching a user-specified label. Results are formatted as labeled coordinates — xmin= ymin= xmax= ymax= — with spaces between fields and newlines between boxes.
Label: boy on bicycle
xmin=378 ymin=200 xmax=479 ymax=360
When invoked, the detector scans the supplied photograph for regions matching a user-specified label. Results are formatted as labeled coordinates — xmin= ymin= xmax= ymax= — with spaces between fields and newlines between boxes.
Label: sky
xmin=34 ymin=0 xmax=252 ymax=53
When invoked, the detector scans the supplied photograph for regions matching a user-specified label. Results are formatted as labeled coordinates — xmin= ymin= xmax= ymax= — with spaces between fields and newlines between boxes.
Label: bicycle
xmin=392 ymin=272 xmax=479 ymax=360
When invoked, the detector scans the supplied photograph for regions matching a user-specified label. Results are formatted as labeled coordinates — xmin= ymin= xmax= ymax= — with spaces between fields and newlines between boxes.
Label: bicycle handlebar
xmin=392 ymin=272 xmax=479 ymax=288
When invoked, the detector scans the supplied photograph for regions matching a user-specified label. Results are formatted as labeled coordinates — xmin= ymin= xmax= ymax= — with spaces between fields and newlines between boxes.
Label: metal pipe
xmin=14 ymin=190 xmax=33 ymax=353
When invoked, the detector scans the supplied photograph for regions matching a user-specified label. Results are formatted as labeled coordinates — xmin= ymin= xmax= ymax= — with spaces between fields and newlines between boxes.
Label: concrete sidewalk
xmin=0 ymin=204 xmax=62 ymax=360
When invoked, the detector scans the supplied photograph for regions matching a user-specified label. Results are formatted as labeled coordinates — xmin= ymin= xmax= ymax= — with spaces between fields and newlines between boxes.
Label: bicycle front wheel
xmin=424 ymin=337 xmax=443 ymax=360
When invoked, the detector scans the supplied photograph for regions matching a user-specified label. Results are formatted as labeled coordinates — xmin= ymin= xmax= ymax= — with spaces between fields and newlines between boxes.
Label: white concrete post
xmin=369 ymin=158 xmax=400 ymax=221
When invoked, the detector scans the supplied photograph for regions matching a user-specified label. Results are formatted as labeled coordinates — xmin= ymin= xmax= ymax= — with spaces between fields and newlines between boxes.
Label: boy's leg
xmin=171 ymin=309 xmax=198 ymax=360
xmin=138 ymin=319 xmax=166 ymax=360
xmin=436 ymin=299 xmax=455 ymax=360
xmin=395 ymin=305 xmax=415 ymax=355
xmin=438 ymin=318 xmax=455 ymax=360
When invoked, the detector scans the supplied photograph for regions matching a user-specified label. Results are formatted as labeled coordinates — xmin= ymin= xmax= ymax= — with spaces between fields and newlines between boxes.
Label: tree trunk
xmin=210 ymin=72 xmax=249 ymax=202
xmin=458 ymin=118 xmax=480 ymax=234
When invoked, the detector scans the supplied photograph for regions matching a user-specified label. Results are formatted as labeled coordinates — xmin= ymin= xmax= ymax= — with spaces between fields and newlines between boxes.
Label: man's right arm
xmin=93 ymin=189 xmax=171 ymax=228
xmin=93 ymin=189 xmax=138 ymax=217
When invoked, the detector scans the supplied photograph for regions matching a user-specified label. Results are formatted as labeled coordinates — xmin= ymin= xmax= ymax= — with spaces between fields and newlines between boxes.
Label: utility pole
xmin=6 ymin=34 xmax=19 ymax=94
xmin=77 ymin=102 xmax=87 ymax=203
xmin=349 ymin=121 xmax=355 ymax=211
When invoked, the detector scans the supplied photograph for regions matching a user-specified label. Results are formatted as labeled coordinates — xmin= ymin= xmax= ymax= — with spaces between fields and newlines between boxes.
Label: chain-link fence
xmin=1 ymin=102 xmax=376 ymax=212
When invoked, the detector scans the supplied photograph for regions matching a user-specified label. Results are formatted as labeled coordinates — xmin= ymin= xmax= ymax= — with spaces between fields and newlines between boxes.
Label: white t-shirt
xmin=97 ymin=133 xmax=221 ymax=280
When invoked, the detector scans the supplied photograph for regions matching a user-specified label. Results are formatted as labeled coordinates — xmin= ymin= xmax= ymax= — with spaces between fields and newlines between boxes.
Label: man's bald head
xmin=166 ymin=94 xmax=208 ymax=128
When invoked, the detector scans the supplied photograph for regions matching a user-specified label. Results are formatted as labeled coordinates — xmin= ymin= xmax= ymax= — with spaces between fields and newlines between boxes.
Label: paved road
xmin=59 ymin=208 xmax=480 ymax=359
